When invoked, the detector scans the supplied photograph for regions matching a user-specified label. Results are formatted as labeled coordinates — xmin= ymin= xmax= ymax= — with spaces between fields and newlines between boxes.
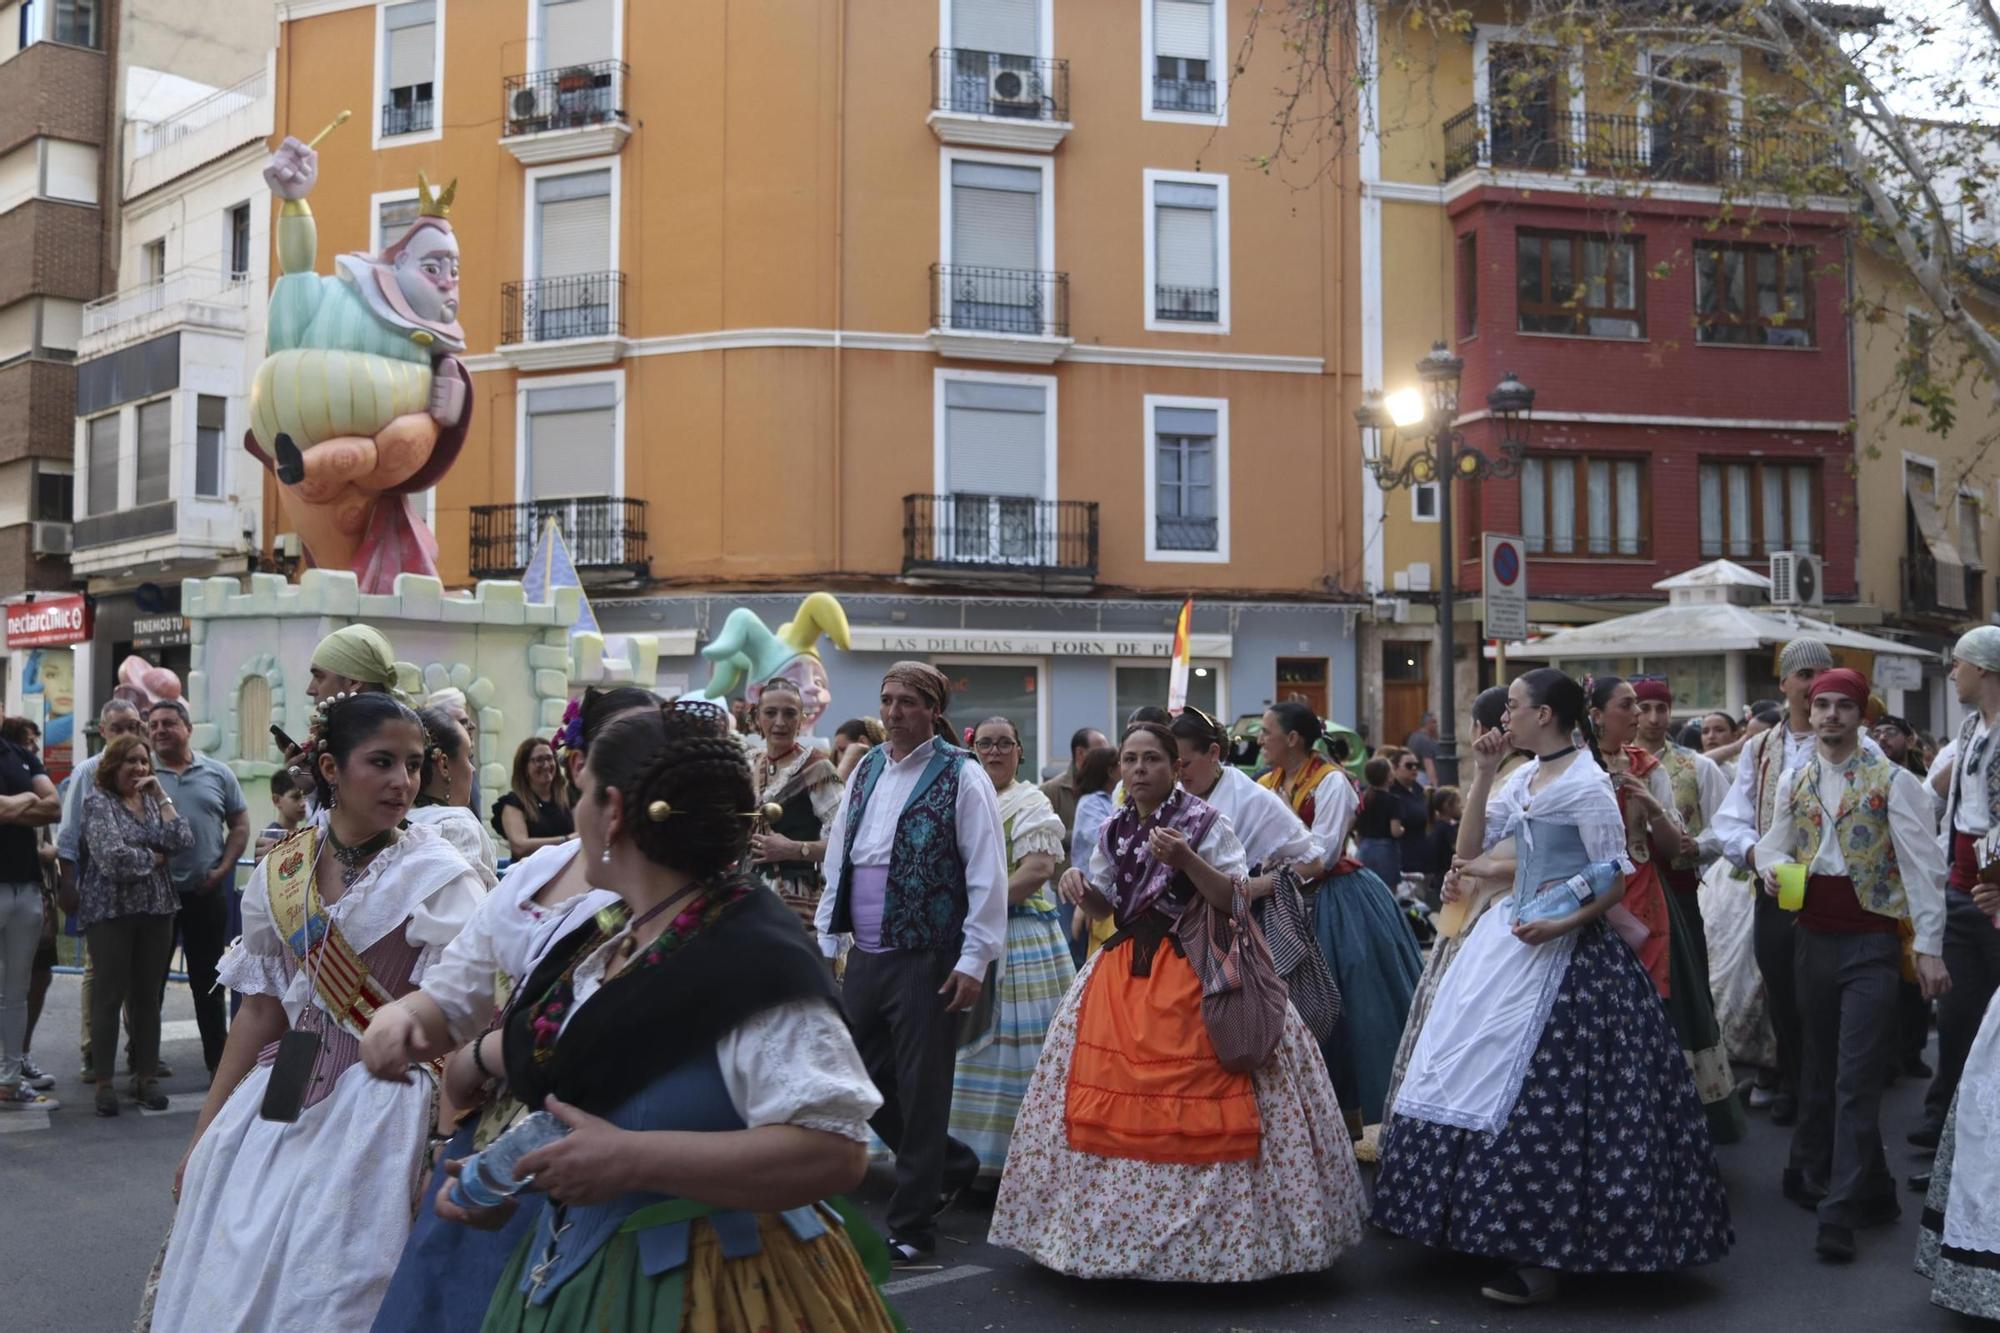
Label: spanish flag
xmin=1167 ymin=597 xmax=1194 ymax=715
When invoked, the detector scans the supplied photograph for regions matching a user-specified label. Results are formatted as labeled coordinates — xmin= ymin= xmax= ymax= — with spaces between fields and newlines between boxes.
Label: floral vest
xmin=1784 ymin=748 xmax=1910 ymax=924
xmin=1656 ymin=742 xmax=1703 ymax=871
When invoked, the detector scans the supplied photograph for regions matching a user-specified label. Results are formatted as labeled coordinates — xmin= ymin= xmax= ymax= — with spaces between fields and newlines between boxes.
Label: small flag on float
xmin=1167 ymin=597 xmax=1194 ymax=716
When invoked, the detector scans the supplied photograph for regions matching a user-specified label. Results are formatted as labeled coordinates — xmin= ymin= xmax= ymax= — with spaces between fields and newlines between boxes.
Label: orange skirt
xmin=1064 ymin=938 xmax=1261 ymax=1164
xmin=1624 ymin=860 xmax=1672 ymax=997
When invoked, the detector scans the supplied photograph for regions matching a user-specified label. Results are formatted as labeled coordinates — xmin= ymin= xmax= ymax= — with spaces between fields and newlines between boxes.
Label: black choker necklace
xmin=1536 ymin=745 xmax=1578 ymax=763
xmin=327 ymin=826 xmax=395 ymax=888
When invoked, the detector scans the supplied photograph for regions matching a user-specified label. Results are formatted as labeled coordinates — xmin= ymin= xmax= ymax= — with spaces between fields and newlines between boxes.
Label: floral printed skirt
xmin=1371 ymin=921 xmax=1734 ymax=1273
xmin=989 ymin=946 xmax=1366 ymax=1282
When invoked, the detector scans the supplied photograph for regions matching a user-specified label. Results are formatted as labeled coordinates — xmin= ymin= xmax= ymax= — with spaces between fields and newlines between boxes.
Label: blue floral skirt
xmin=1370 ymin=920 xmax=1734 ymax=1273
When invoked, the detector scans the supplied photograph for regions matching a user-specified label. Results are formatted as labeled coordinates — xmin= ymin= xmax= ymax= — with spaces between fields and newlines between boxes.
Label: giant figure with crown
xmin=246 ymin=128 xmax=471 ymax=591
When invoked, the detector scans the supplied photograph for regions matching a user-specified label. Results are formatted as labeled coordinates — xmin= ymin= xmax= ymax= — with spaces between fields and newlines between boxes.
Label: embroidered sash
xmin=265 ymin=826 xmax=399 ymax=1037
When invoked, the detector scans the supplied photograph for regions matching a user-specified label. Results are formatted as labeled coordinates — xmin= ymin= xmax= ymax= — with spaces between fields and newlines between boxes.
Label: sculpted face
xmin=393 ymin=228 xmax=460 ymax=324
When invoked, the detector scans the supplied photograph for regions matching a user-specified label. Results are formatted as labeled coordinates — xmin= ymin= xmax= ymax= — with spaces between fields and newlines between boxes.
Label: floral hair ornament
xmin=554 ymin=695 xmax=586 ymax=759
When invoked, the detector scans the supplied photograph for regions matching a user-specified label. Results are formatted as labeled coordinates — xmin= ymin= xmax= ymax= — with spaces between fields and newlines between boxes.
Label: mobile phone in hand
xmin=270 ymin=724 xmax=297 ymax=753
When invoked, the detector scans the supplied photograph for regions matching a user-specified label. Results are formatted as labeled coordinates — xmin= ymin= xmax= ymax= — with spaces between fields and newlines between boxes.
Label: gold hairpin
xmin=648 ymin=799 xmax=673 ymax=821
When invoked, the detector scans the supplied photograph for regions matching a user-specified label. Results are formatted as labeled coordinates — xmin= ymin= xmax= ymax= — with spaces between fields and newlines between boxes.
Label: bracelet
xmin=470 ymin=1031 xmax=497 ymax=1082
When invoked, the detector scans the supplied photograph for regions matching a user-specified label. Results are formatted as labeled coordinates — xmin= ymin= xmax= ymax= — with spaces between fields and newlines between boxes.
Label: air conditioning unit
xmin=508 ymin=84 xmax=555 ymax=131
xmin=988 ymin=66 xmax=1042 ymax=112
xmin=30 ymin=522 xmax=70 ymax=556
xmin=1769 ymin=551 xmax=1824 ymax=607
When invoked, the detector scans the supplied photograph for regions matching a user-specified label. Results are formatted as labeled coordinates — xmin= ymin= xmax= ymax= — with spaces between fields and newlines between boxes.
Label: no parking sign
xmin=1484 ymin=534 xmax=1527 ymax=642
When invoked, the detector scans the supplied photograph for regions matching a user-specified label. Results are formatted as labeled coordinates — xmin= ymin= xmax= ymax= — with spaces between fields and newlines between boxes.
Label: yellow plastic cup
xmin=1773 ymin=862 xmax=1808 ymax=912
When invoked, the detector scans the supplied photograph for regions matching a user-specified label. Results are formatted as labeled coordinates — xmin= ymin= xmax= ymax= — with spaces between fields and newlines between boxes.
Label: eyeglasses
xmin=972 ymin=739 xmax=1018 ymax=753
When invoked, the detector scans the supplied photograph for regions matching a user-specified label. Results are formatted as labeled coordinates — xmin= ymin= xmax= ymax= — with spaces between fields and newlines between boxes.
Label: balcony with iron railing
xmin=927 ymin=263 xmax=1072 ymax=363
xmin=501 ymin=61 xmax=630 ymax=164
xmin=928 ymin=48 xmax=1070 ymax=150
xmin=1154 ymin=284 xmax=1220 ymax=325
xmin=381 ymin=96 xmax=435 ymax=138
xmin=498 ymin=271 xmax=627 ymax=369
xmin=903 ymin=493 xmax=1098 ymax=589
xmin=1903 ymin=552 xmax=1986 ymax=623
xmin=1441 ymin=103 xmax=1843 ymax=194
xmin=469 ymin=496 xmax=650 ymax=583
xmin=79 ymin=267 xmax=252 ymax=357
xmin=1153 ymin=75 xmax=1218 ymax=115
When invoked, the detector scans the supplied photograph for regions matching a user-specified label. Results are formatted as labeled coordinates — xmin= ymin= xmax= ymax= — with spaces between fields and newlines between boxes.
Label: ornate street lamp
xmin=1356 ymin=342 xmax=1535 ymax=786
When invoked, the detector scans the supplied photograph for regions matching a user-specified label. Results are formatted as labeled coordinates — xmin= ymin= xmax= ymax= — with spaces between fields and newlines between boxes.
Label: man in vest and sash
xmin=1715 ymin=636 xmax=1855 ymax=1126
xmin=1916 ymin=625 xmax=2000 ymax=1153
xmin=818 ymin=661 xmax=1006 ymax=1264
xmin=1634 ymin=677 xmax=1729 ymax=944
xmin=1755 ymin=667 xmax=1950 ymax=1264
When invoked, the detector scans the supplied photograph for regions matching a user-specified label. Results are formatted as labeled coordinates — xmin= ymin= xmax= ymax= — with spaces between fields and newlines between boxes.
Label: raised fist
xmin=264 ymin=137 xmax=319 ymax=201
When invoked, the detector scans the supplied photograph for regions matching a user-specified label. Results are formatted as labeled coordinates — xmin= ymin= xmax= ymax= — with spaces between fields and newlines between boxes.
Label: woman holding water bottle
xmin=437 ymin=699 xmax=896 ymax=1332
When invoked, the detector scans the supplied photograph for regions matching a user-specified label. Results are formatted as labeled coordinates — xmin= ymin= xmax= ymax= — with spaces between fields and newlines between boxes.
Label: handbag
xmin=1253 ymin=866 xmax=1341 ymax=1044
xmin=1176 ymin=880 xmax=1289 ymax=1073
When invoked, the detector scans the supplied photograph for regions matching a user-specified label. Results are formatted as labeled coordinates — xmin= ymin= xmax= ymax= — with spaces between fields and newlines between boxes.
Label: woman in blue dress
xmin=1371 ymin=668 xmax=1732 ymax=1307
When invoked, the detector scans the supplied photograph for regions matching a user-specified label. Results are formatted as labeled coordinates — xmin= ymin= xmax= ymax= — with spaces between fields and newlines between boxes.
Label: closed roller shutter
xmin=526 ymin=382 xmax=618 ymax=500
xmin=953 ymin=0 xmax=1038 ymax=55
xmin=1155 ymin=0 xmax=1212 ymax=59
xmin=536 ymin=171 xmax=612 ymax=277
xmin=385 ymin=1 xmax=435 ymax=91
xmin=1156 ymin=185 xmax=1217 ymax=289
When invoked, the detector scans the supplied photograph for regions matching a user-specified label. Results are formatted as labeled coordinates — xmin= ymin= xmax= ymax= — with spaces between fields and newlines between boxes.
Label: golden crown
xmin=416 ymin=170 xmax=457 ymax=218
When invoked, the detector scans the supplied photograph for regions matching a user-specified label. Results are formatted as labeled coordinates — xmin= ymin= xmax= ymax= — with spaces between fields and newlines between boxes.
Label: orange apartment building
xmin=267 ymin=0 xmax=1367 ymax=770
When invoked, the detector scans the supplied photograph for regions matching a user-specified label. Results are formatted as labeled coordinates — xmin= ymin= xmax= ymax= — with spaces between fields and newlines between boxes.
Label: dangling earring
xmin=600 ymin=846 xmax=612 ymax=865
xmin=326 ymin=785 xmax=338 ymax=810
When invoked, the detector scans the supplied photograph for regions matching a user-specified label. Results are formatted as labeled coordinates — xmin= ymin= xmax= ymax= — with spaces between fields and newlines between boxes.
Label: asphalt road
xmin=4 ymin=972 xmax=1972 ymax=1332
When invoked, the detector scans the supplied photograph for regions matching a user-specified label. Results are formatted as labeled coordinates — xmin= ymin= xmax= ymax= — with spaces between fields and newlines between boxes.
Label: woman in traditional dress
xmin=1590 ymin=676 xmax=1745 ymax=1145
xmin=989 ymin=721 xmax=1365 ymax=1283
xmin=743 ymin=678 xmax=843 ymax=930
xmin=409 ymin=705 xmax=499 ymax=888
xmin=151 ymin=693 xmax=485 ymax=1332
xmin=439 ymin=700 xmax=897 ymax=1332
xmin=1380 ymin=687 xmax=1523 ymax=1149
xmin=1373 ymin=668 xmax=1732 ymax=1307
xmin=1917 ymin=984 xmax=2000 ymax=1320
xmin=949 ymin=716 xmax=1075 ymax=1182
xmin=360 ymin=688 xmax=649 ymax=1333
xmin=1255 ymin=700 xmax=1421 ymax=1131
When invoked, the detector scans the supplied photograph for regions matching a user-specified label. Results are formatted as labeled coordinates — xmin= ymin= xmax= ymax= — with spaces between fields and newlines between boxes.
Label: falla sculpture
xmin=245 ymin=111 xmax=473 ymax=591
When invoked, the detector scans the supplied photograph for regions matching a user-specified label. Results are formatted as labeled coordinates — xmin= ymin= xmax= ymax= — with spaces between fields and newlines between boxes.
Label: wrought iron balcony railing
xmin=1155 ymin=284 xmax=1220 ymax=324
xmin=931 ymin=48 xmax=1069 ymax=121
xmin=381 ymin=96 xmax=435 ymax=138
xmin=930 ymin=264 xmax=1069 ymax=339
xmin=1152 ymin=76 xmax=1217 ymax=114
xmin=469 ymin=496 xmax=649 ymax=582
xmin=502 ymin=60 xmax=627 ymax=137
xmin=501 ymin=271 xmax=626 ymax=344
xmin=904 ymin=494 xmax=1097 ymax=581
xmin=1441 ymin=103 xmax=1841 ymax=191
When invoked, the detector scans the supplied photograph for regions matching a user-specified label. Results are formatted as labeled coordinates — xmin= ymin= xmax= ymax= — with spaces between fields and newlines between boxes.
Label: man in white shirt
xmin=817 ymin=661 xmax=1006 ymax=1263
xmin=1755 ymin=667 xmax=1949 ymax=1263
xmin=1713 ymin=636 xmax=1843 ymax=1126
xmin=1917 ymin=625 xmax=2000 ymax=1151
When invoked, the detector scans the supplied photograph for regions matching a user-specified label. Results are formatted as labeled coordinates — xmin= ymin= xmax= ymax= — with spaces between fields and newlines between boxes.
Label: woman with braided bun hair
xmin=361 ymin=686 xmax=651 ymax=1333
xmin=440 ymin=699 xmax=897 ymax=1333
xmin=150 ymin=691 xmax=485 ymax=1333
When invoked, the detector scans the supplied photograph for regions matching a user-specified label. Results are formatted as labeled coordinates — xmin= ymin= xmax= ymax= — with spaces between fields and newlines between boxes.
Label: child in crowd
xmin=1353 ymin=755 xmax=1405 ymax=886
xmin=1426 ymin=785 xmax=1463 ymax=903
xmin=253 ymin=769 xmax=307 ymax=861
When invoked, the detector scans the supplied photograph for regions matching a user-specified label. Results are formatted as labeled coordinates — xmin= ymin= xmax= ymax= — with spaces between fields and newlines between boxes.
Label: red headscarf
xmin=1632 ymin=678 xmax=1673 ymax=705
xmin=1808 ymin=666 xmax=1869 ymax=706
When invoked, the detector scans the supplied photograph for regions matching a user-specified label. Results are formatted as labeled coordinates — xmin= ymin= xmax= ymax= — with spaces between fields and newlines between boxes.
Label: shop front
xmin=3 ymin=593 xmax=92 ymax=781
xmin=87 ymin=582 xmax=191 ymax=707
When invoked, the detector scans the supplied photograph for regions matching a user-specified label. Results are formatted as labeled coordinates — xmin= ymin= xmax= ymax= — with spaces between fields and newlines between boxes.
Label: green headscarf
xmin=311 ymin=625 xmax=417 ymax=702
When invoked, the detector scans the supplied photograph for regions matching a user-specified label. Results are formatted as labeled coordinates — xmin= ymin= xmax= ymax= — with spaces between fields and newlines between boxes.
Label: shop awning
xmin=1505 ymin=602 xmax=1930 ymax=663
xmin=1909 ymin=469 xmax=1968 ymax=611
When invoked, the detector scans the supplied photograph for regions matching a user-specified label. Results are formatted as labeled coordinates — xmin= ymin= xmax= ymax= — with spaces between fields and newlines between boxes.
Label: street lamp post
xmin=1355 ymin=342 xmax=1534 ymax=788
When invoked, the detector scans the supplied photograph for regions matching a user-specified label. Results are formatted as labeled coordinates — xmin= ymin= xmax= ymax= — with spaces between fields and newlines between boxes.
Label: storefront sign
xmin=5 ymin=595 xmax=91 ymax=648
xmin=1873 ymin=653 xmax=1923 ymax=691
xmin=131 ymin=614 xmax=190 ymax=649
xmin=846 ymin=627 xmax=1233 ymax=659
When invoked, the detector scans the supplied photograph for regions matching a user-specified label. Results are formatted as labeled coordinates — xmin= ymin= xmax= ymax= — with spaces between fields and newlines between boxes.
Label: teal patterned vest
xmin=829 ymin=740 xmax=971 ymax=952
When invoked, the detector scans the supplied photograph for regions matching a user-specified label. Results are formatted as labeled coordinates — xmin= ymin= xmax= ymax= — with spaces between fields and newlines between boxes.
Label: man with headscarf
xmin=1714 ymin=636 xmax=1883 ymax=1127
xmin=1754 ymin=667 xmax=1949 ymax=1263
xmin=816 ymin=661 xmax=1006 ymax=1264
xmin=307 ymin=624 xmax=410 ymax=705
xmin=1914 ymin=625 xmax=2000 ymax=1154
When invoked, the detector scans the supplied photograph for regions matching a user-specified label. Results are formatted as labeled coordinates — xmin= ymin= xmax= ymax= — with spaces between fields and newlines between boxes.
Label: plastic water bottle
xmin=450 ymin=1111 xmax=570 ymax=1209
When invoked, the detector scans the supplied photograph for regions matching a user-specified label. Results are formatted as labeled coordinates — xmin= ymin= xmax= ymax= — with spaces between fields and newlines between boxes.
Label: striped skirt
xmin=950 ymin=905 xmax=1077 ymax=1178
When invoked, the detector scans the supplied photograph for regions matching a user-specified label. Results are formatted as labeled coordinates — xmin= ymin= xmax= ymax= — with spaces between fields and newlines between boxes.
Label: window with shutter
xmin=948 ymin=161 xmax=1044 ymax=333
xmin=135 ymin=398 xmax=171 ymax=506
xmin=952 ymin=0 xmax=1038 ymax=55
xmin=195 ymin=395 xmax=225 ymax=498
xmin=86 ymin=413 xmax=118 ymax=516
xmin=378 ymin=198 xmax=420 ymax=252
xmin=538 ymin=0 xmax=614 ymax=72
xmin=1152 ymin=0 xmax=1215 ymax=111
xmin=1154 ymin=181 xmax=1218 ymax=322
xmin=942 ymin=379 xmax=1049 ymax=563
xmin=385 ymin=1 xmax=435 ymax=95
xmin=534 ymin=171 xmax=614 ymax=339
xmin=525 ymin=383 xmax=619 ymax=501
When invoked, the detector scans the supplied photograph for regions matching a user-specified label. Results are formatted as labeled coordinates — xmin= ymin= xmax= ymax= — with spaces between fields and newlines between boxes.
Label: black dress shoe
xmin=274 ymin=433 xmax=306 ymax=486
xmin=1769 ymin=1094 xmax=1799 ymax=1127
xmin=1782 ymin=1168 xmax=1827 ymax=1210
xmin=1815 ymin=1224 xmax=1857 ymax=1262
xmin=1908 ymin=1170 xmax=1933 ymax=1193
xmin=1908 ymin=1124 xmax=1942 ymax=1150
